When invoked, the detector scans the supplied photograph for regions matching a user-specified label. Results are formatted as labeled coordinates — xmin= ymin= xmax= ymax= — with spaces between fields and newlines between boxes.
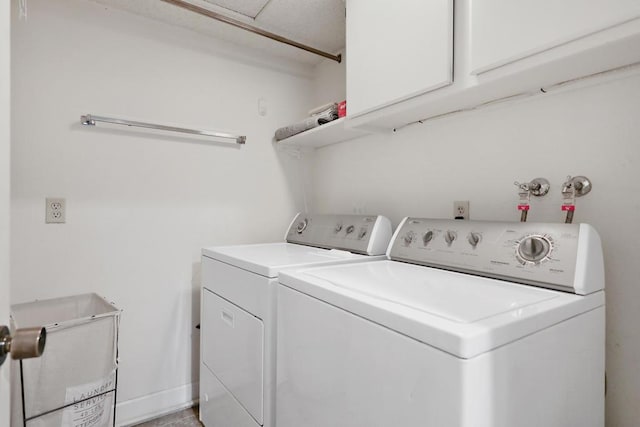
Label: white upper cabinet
xmin=287 ymin=0 xmax=640 ymax=144
xmin=471 ymin=0 xmax=640 ymax=74
xmin=346 ymin=0 xmax=454 ymax=118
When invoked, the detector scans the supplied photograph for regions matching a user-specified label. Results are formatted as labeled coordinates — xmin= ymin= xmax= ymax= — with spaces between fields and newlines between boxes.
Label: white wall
xmin=10 ymin=0 xmax=314 ymax=424
xmin=0 ymin=1 xmax=11 ymax=424
xmin=312 ymin=73 xmax=640 ymax=426
xmin=312 ymin=50 xmax=346 ymax=108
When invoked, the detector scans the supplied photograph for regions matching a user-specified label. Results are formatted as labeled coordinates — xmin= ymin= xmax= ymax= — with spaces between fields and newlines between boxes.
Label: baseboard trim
xmin=116 ymin=382 xmax=199 ymax=426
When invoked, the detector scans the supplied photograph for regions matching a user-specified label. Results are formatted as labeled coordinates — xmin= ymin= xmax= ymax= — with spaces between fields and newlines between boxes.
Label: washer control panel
xmin=286 ymin=213 xmax=388 ymax=255
xmin=389 ymin=218 xmax=581 ymax=292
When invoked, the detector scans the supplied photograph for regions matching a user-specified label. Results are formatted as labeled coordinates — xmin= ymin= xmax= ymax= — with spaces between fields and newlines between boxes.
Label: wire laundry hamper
xmin=10 ymin=293 xmax=121 ymax=427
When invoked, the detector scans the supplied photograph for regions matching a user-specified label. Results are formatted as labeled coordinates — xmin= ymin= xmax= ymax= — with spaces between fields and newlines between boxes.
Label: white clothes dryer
xmin=276 ymin=218 xmax=605 ymax=427
xmin=199 ymin=213 xmax=392 ymax=427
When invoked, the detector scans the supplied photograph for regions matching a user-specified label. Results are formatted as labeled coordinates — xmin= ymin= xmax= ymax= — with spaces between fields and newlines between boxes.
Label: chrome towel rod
xmin=80 ymin=114 xmax=246 ymax=144
xmin=160 ymin=0 xmax=342 ymax=63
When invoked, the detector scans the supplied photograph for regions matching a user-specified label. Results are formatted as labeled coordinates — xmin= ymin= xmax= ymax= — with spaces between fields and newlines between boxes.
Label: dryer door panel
xmin=200 ymin=365 xmax=260 ymax=427
xmin=202 ymin=289 xmax=264 ymax=424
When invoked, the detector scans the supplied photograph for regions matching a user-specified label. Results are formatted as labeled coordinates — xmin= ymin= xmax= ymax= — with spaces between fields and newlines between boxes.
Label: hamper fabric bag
xmin=10 ymin=293 xmax=120 ymax=427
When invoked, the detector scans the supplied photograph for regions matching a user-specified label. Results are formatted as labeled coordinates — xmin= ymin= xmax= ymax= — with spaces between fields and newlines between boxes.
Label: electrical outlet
xmin=453 ymin=201 xmax=469 ymax=220
xmin=46 ymin=198 xmax=66 ymax=224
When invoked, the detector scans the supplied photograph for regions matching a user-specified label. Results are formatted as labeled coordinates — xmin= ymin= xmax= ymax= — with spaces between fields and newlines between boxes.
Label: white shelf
xmin=275 ymin=117 xmax=369 ymax=148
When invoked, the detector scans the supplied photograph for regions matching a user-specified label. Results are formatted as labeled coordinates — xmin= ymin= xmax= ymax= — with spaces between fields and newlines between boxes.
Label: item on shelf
xmin=308 ymin=102 xmax=337 ymax=116
xmin=338 ymin=100 xmax=346 ymax=118
xmin=275 ymin=105 xmax=339 ymax=141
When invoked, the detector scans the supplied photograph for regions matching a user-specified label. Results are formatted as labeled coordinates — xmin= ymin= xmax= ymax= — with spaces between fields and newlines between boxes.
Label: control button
xmin=358 ymin=227 xmax=367 ymax=239
xmin=422 ymin=231 xmax=434 ymax=246
xmin=296 ymin=218 xmax=308 ymax=234
xmin=334 ymin=223 xmax=343 ymax=233
xmin=403 ymin=231 xmax=416 ymax=246
xmin=517 ymin=235 xmax=551 ymax=263
xmin=467 ymin=232 xmax=481 ymax=248
xmin=444 ymin=230 xmax=457 ymax=246
xmin=345 ymin=225 xmax=355 ymax=235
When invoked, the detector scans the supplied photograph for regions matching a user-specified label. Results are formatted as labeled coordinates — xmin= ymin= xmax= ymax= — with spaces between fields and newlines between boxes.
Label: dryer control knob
xmin=423 ymin=231 xmax=434 ymax=246
xmin=444 ymin=230 xmax=457 ymax=246
xmin=467 ymin=232 xmax=481 ymax=247
xmin=296 ymin=218 xmax=308 ymax=234
xmin=518 ymin=236 xmax=551 ymax=263
xmin=403 ymin=231 xmax=416 ymax=246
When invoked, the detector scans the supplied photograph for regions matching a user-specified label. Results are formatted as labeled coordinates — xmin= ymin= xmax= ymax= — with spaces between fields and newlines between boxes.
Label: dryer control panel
xmin=388 ymin=218 xmax=604 ymax=294
xmin=286 ymin=213 xmax=392 ymax=256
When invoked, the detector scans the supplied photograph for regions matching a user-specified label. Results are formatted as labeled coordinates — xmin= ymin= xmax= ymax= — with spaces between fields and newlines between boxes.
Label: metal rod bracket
xmin=81 ymin=114 xmax=96 ymax=126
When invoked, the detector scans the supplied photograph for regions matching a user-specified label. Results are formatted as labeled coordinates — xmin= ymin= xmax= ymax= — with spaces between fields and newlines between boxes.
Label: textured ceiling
xmin=90 ymin=0 xmax=346 ymax=65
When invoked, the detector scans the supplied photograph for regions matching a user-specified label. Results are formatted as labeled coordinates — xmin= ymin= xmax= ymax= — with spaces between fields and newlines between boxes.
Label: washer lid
xmin=202 ymin=242 xmax=377 ymax=278
xmin=279 ymin=260 xmax=604 ymax=358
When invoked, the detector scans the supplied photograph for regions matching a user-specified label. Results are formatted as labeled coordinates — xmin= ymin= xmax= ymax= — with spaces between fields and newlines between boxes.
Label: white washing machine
xmin=277 ymin=218 xmax=605 ymax=427
xmin=199 ymin=213 xmax=392 ymax=427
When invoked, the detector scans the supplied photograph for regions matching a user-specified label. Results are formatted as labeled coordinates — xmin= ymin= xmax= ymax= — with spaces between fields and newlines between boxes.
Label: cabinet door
xmin=346 ymin=0 xmax=454 ymax=118
xmin=471 ymin=0 xmax=640 ymax=74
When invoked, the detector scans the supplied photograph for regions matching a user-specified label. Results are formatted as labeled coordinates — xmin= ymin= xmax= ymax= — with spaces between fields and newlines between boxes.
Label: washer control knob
xmin=444 ymin=230 xmax=457 ymax=246
xmin=422 ymin=231 xmax=434 ymax=246
xmin=518 ymin=236 xmax=551 ymax=262
xmin=467 ymin=232 xmax=481 ymax=247
xmin=345 ymin=225 xmax=355 ymax=235
xmin=403 ymin=231 xmax=416 ymax=246
xmin=296 ymin=218 xmax=308 ymax=234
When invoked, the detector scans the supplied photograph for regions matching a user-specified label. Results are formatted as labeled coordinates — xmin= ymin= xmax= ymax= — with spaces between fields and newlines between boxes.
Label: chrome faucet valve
xmin=561 ymin=176 xmax=592 ymax=224
xmin=514 ymin=178 xmax=549 ymax=222
xmin=514 ymin=181 xmax=531 ymax=222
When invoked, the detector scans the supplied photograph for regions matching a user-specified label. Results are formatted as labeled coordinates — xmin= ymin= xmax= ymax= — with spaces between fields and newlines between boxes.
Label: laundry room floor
xmin=133 ymin=407 xmax=202 ymax=426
